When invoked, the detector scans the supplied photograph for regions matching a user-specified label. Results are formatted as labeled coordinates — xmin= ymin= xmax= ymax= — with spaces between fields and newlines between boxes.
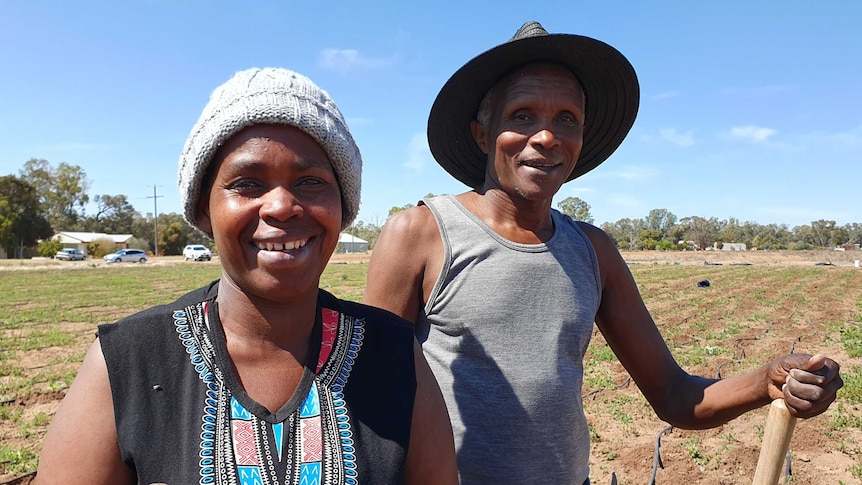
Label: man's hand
xmin=766 ymin=354 xmax=842 ymax=418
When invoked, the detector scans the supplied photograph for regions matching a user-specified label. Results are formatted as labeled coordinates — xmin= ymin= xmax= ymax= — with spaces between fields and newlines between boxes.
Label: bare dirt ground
xmin=1 ymin=249 xmax=861 ymax=484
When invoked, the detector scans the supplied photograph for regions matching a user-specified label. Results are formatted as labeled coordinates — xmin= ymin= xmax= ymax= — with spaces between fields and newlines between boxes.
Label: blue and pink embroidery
xmin=174 ymin=304 xmax=362 ymax=485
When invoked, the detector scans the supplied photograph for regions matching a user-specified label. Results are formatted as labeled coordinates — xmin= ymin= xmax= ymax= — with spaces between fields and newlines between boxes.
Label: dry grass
xmin=1 ymin=249 xmax=861 ymax=484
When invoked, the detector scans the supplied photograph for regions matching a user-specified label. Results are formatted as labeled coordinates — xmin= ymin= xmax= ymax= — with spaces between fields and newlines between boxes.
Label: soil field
xmin=1 ymin=249 xmax=861 ymax=484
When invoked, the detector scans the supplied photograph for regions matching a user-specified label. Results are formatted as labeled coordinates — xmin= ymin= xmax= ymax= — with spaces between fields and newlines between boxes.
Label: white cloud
xmin=637 ymin=133 xmax=658 ymax=144
xmin=651 ymin=91 xmax=679 ymax=101
xmin=317 ymin=48 xmax=392 ymax=74
xmin=801 ymin=125 xmax=862 ymax=150
xmin=659 ymin=128 xmax=694 ymax=147
xmin=730 ymin=125 xmax=777 ymax=143
xmin=403 ymin=133 xmax=429 ymax=171
xmin=600 ymin=165 xmax=661 ymax=182
xmin=606 ymin=193 xmax=643 ymax=210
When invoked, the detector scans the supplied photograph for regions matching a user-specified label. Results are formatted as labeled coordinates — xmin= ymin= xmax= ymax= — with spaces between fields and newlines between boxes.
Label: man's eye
xmin=298 ymin=177 xmax=324 ymax=186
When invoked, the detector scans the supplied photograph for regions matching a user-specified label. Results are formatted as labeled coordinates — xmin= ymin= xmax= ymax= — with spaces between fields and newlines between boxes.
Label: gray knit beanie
xmin=178 ymin=67 xmax=362 ymax=233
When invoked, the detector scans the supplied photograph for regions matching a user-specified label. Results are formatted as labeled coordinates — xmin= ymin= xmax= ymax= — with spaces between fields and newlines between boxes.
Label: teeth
xmin=256 ymin=239 xmax=308 ymax=251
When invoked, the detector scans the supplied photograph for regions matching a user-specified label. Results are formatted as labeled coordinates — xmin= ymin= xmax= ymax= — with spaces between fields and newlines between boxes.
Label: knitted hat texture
xmin=178 ymin=67 xmax=362 ymax=233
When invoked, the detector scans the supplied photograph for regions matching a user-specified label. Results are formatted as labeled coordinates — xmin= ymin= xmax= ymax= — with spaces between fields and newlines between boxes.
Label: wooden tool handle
xmin=752 ymin=398 xmax=798 ymax=485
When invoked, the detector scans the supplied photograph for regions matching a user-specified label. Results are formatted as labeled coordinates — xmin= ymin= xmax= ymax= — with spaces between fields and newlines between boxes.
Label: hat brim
xmin=428 ymin=33 xmax=640 ymax=189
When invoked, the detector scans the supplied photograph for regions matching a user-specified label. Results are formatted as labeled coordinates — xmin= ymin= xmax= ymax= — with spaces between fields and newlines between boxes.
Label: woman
xmin=36 ymin=67 xmax=457 ymax=485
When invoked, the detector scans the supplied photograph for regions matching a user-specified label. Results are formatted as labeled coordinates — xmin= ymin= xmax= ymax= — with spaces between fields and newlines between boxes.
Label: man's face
xmin=471 ymin=63 xmax=585 ymax=203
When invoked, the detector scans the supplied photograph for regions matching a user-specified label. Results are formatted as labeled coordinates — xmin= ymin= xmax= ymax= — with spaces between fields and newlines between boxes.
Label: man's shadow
xmin=445 ymin=329 xmax=571 ymax=482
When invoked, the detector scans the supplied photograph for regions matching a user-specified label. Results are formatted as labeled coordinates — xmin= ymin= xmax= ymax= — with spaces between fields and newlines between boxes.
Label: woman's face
xmin=197 ymin=124 xmax=342 ymax=303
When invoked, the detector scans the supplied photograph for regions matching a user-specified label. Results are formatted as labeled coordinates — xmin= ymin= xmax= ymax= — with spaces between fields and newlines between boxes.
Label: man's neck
xmin=458 ymin=189 xmax=555 ymax=244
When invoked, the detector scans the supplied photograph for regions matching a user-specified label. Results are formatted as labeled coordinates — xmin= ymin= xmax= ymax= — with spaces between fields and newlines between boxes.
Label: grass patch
xmin=0 ymin=445 xmax=38 ymax=476
xmin=583 ymin=359 xmax=615 ymax=390
xmin=839 ymin=365 xmax=862 ymax=404
xmin=839 ymin=325 xmax=862 ymax=358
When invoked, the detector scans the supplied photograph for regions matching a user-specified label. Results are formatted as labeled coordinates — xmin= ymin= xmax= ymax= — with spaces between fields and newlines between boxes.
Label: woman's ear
xmin=470 ymin=120 xmax=490 ymax=154
xmin=196 ymin=195 xmax=213 ymax=235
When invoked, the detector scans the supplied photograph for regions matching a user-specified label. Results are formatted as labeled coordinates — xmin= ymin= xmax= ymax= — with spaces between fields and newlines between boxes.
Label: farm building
xmin=51 ymin=232 xmax=134 ymax=254
xmin=338 ymin=232 xmax=368 ymax=253
xmin=720 ymin=242 xmax=747 ymax=251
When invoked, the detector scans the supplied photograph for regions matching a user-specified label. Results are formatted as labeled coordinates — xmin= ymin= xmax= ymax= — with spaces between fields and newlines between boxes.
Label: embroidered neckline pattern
xmin=173 ymin=301 xmax=365 ymax=485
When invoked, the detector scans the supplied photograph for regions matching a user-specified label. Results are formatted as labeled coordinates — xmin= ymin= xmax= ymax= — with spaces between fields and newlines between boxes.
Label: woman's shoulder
xmin=319 ymin=289 xmax=413 ymax=331
xmin=99 ymin=281 xmax=219 ymax=338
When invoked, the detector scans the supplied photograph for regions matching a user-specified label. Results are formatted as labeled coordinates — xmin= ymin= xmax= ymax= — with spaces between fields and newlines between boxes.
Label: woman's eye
xmin=226 ymin=179 xmax=264 ymax=193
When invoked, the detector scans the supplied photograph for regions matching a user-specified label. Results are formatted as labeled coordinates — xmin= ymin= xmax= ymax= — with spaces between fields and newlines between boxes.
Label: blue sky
xmin=1 ymin=1 xmax=860 ymax=228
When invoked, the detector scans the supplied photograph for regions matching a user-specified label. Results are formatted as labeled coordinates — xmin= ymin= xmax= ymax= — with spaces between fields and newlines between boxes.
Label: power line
xmin=146 ymin=185 xmax=164 ymax=257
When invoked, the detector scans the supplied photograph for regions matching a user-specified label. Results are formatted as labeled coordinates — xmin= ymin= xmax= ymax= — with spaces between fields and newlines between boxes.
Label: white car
xmin=183 ymin=245 xmax=213 ymax=261
xmin=55 ymin=248 xmax=87 ymax=261
xmin=104 ymin=249 xmax=148 ymax=263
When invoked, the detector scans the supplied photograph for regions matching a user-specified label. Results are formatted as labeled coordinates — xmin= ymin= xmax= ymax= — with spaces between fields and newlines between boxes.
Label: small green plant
xmin=838 ymin=365 xmax=862 ymax=404
xmin=0 ymin=444 xmax=38 ymax=475
xmin=600 ymin=448 xmax=619 ymax=460
xmin=583 ymin=359 xmax=615 ymax=390
xmin=839 ymin=325 xmax=862 ymax=358
xmin=589 ymin=424 xmax=601 ymax=442
xmin=590 ymin=345 xmax=617 ymax=362
xmin=684 ymin=436 xmax=711 ymax=467
xmin=606 ymin=396 xmax=635 ymax=425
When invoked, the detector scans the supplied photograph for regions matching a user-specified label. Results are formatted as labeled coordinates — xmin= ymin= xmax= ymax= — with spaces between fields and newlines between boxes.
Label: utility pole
xmin=147 ymin=185 xmax=163 ymax=257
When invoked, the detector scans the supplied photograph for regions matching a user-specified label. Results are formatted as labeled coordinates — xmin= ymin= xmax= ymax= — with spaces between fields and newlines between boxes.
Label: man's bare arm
xmin=583 ymin=224 xmax=841 ymax=428
xmin=405 ymin=339 xmax=458 ymax=484
xmin=364 ymin=206 xmax=440 ymax=322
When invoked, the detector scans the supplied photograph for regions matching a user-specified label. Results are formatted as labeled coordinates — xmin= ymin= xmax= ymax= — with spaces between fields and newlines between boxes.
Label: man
xmin=364 ymin=22 xmax=842 ymax=484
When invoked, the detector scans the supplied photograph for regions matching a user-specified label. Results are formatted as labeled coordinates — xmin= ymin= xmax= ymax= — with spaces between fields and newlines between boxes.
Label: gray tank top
xmin=418 ymin=194 xmax=601 ymax=484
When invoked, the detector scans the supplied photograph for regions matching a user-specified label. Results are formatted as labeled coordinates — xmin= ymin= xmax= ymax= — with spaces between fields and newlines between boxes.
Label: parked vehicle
xmin=55 ymin=249 xmax=87 ymax=261
xmin=183 ymin=245 xmax=213 ymax=261
xmin=103 ymin=249 xmax=148 ymax=263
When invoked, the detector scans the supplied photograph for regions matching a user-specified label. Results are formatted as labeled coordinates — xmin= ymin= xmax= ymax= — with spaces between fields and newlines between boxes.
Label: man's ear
xmin=196 ymin=195 xmax=213 ymax=235
xmin=470 ymin=120 xmax=490 ymax=154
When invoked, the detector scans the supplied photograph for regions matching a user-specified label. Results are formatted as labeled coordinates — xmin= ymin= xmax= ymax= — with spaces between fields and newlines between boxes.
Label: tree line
xmin=559 ymin=196 xmax=862 ymax=251
xmin=0 ymin=159 xmax=211 ymax=258
xmin=2 ymin=160 xmax=859 ymax=259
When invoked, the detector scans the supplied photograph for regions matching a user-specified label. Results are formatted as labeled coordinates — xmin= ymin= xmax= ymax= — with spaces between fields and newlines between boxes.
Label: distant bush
xmin=37 ymin=239 xmax=64 ymax=257
xmin=89 ymin=238 xmax=119 ymax=258
xmin=656 ymin=240 xmax=676 ymax=251
xmin=126 ymin=237 xmax=150 ymax=253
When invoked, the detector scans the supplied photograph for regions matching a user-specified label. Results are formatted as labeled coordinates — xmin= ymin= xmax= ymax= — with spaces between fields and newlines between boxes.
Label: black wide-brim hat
xmin=428 ymin=21 xmax=640 ymax=189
